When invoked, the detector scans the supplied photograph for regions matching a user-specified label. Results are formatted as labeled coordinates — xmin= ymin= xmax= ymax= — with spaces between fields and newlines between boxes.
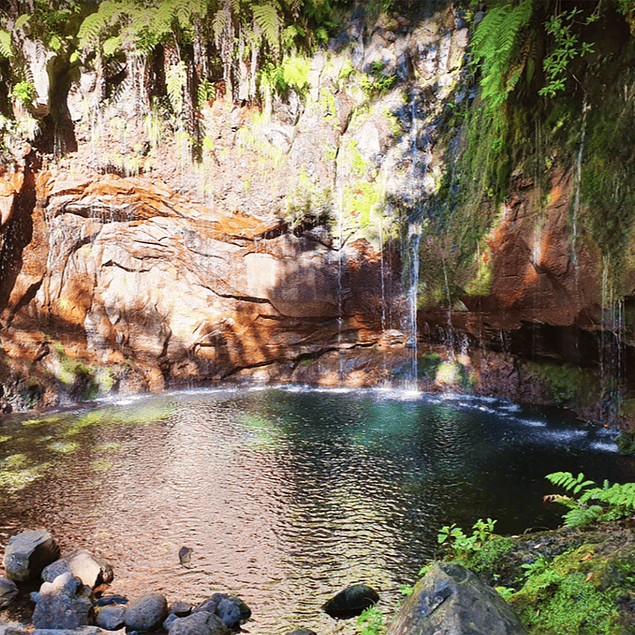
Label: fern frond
xmin=252 ymin=4 xmax=279 ymax=51
xmin=102 ymin=36 xmax=122 ymax=57
xmin=78 ymin=0 xmax=124 ymax=47
xmin=563 ymin=505 xmax=604 ymax=528
xmin=14 ymin=14 xmax=30 ymax=30
xmin=0 ymin=29 xmax=12 ymax=58
xmin=212 ymin=7 xmax=229 ymax=47
xmin=166 ymin=60 xmax=187 ymax=114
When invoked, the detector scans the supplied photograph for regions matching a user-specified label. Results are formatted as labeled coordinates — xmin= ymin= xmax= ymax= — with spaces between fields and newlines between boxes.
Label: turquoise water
xmin=0 ymin=386 xmax=632 ymax=633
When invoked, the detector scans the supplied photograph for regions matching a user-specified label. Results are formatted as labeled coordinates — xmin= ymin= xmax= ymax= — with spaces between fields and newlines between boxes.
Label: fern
xmin=77 ymin=0 xmax=123 ymax=47
xmin=252 ymin=3 xmax=280 ymax=52
xmin=546 ymin=472 xmax=635 ymax=527
xmin=0 ymin=29 xmax=12 ymax=58
xmin=472 ymin=0 xmax=535 ymax=107
xmin=212 ymin=7 xmax=230 ymax=48
xmin=14 ymin=14 xmax=30 ymax=31
xmin=546 ymin=471 xmax=597 ymax=494
xmin=166 ymin=60 xmax=187 ymax=114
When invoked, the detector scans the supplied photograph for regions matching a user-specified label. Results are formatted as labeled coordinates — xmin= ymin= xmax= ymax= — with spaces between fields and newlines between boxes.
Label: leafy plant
xmin=539 ymin=7 xmax=597 ymax=98
xmin=438 ymin=518 xmax=497 ymax=560
xmin=11 ymin=81 xmax=35 ymax=105
xmin=356 ymin=606 xmax=384 ymax=635
xmin=545 ymin=471 xmax=635 ymax=527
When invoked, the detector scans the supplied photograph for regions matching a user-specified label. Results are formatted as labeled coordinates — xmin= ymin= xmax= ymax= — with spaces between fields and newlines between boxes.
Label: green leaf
xmin=0 ymin=30 xmax=12 ymax=58
xmin=15 ymin=14 xmax=30 ymax=30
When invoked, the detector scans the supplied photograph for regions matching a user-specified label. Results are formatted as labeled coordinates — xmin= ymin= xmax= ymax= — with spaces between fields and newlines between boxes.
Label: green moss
xmin=510 ymin=546 xmax=621 ymax=635
xmin=417 ymin=352 xmax=441 ymax=379
xmin=0 ymin=453 xmax=52 ymax=492
xmin=435 ymin=361 xmax=473 ymax=390
xmin=524 ymin=362 xmax=584 ymax=406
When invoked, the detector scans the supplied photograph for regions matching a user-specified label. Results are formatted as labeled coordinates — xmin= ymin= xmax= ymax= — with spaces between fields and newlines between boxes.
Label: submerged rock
xmin=3 ymin=529 xmax=60 ymax=582
xmin=322 ymin=584 xmax=380 ymax=619
xmin=386 ymin=562 xmax=527 ymax=635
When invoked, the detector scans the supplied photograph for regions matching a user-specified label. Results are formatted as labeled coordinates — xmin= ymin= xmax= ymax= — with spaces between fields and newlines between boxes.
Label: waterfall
xmin=599 ymin=259 xmax=624 ymax=425
xmin=404 ymin=89 xmax=423 ymax=389
xmin=571 ymin=99 xmax=588 ymax=275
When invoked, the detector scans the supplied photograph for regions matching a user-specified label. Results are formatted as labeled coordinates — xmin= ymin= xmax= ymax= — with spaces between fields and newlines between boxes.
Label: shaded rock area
xmin=0 ymin=530 xmax=252 ymax=634
xmin=387 ymin=562 xmax=527 ymax=635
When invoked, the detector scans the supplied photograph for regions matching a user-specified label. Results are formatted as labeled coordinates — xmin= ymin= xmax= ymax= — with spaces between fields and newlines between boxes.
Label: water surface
xmin=0 ymin=386 xmax=633 ymax=633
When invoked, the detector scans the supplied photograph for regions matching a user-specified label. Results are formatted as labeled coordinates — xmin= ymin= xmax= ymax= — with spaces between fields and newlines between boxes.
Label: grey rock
xmin=171 ymin=601 xmax=193 ymax=616
xmin=168 ymin=611 xmax=229 ymax=635
xmin=42 ymin=548 xmax=114 ymax=589
xmin=193 ymin=594 xmax=251 ymax=628
xmin=286 ymin=630 xmax=318 ymax=635
xmin=216 ymin=598 xmax=241 ymax=629
xmin=3 ymin=529 xmax=60 ymax=582
xmin=31 ymin=572 xmax=94 ymax=629
xmin=0 ymin=577 xmax=18 ymax=608
xmin=386 ymin=562 xmax=528 ymax=635
xmin=96 ymin=604 xmax=126 ymax=630
xmin=125 ymin=592 xmax=168 ymax=632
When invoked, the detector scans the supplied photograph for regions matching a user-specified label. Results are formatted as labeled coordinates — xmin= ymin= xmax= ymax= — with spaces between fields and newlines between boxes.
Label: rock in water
xmin=322 ymin=584 xmax=380 ymax=619
xmin=179 ymin=546 xmax=192 ymax=567
xmin=386 ymin=562 xmax=528 ymax=635
xmin=168 ymin=611 xmax=229 ymax=635
xmin=3 ymin=529 xmax=60 ymax=582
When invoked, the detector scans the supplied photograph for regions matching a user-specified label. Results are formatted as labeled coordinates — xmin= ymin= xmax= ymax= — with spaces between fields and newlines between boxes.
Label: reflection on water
xmin=0 ymin=387 xmax=634 ymax=633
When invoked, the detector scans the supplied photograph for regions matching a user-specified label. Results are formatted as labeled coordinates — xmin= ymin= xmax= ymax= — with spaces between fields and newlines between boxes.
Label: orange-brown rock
xmin=0 ymin=169 xmax=406 ymax=398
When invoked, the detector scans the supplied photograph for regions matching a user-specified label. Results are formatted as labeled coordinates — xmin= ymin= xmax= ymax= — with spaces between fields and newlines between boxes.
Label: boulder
xmin=0 ymin=577 xmax=18 ymax=608
xmin=193 ymin=594 xmax=251 ymax=629
xmin=386 ymin=562 xmax=528 ymax=635
xmin=125 ymin=592 xmax=169 ymax=632
xmin=3 ymin=529 xmax=60 ymax=582
xmin=285 ymin=630 xmax=318 ymax=635
xmin=30 ymin=572 xmax=94 ymax=629
xmin=323 ymin=584 xmax=380 ymax=619
xmin=42 ymin=548 xmax=114 ymax=589
xmin=168 ymin=611 xmax=229 ymax=635
xmin=171 ymin=601 xmax=193 ymax=617
xmin=96 ymin=603 xmax=126 ymax=630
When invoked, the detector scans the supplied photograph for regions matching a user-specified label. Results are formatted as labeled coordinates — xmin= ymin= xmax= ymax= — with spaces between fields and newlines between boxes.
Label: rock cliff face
xmin=1 ymin=0 xmax=635 ymax=425
xmin=0 ymin=162 xmax=406 ymax=401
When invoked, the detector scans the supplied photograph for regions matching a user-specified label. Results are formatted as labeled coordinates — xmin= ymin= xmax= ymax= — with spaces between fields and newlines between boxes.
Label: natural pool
xmin=0 ymin=386 xmax=633 ymax=633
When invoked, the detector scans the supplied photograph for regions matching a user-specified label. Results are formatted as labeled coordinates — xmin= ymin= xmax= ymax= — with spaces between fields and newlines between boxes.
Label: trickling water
xmin=406 ymin=227 xmax=421 ymax=387
xmin=599 ymin=259 xmax=624 ymax=425
xmin=571 ymin=99 xmax=588 ymax=274
xmin=378 ymin=214 xmax=386 ymax=332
